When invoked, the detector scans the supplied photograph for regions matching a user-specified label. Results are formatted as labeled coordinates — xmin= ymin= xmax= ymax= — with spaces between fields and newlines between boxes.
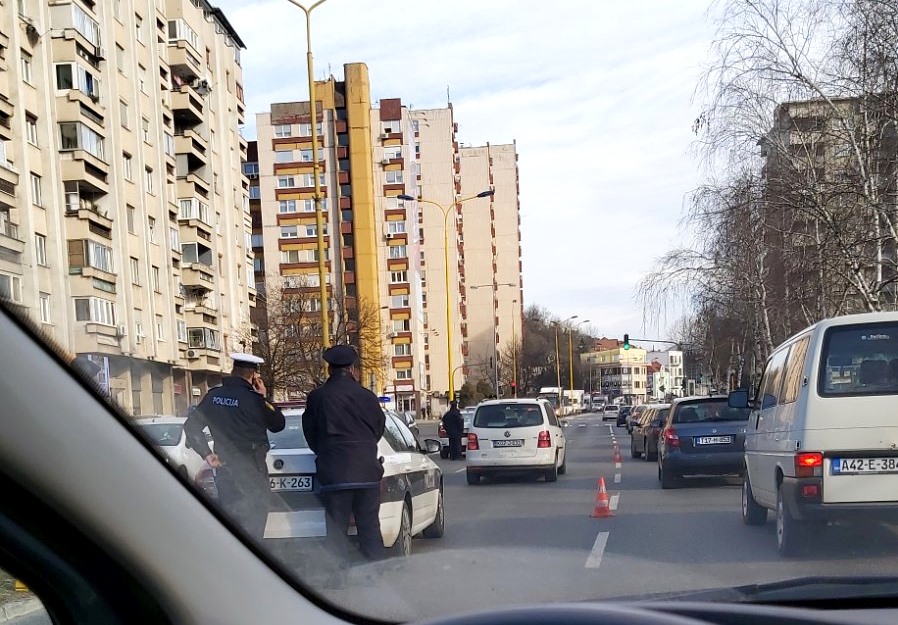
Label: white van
xmin=734 ymin=312 xmax=898 ymax=556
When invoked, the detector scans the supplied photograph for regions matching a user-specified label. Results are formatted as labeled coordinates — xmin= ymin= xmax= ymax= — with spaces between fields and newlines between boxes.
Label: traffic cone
xmin=613 ymin=448 xmax=622 ymax=464
xmin=590 ymin=477 xmax=613 ymax=518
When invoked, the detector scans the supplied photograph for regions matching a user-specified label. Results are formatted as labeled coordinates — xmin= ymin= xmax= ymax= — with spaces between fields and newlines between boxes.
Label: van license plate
xmin=696 ymin=436 xmax=731 ymax=445
xmin=831 ymin=457 xmax=898 ymax=475
xmin=493 ymin=439 xmax=523 ymax=448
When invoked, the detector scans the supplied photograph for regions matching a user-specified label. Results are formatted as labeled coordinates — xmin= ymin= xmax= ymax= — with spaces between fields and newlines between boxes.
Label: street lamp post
xmin=286 ymin=0 xmax=331 ymax=348
xmin=554 ymin=315 xmax=577 ymax=414
xmin=569 ymin=319 xmax=589 ymax=413
xmin=398 ymin=190 xmax=494 ymax=404
xmin=471 ymin=281 xmax=515 ymax=398
xmin=511 ymin=298 xmax=518 ymax=397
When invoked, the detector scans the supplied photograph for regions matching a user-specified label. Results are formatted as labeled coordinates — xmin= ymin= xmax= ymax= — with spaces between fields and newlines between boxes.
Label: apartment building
xmin=581 ymin=347 xmax=648 ymax=405
xmin=457 ymin=143 xmax=523 ymax=395
xmin=1 ymin=0 xmax=252 ymax=415
xmin=646 ymin=350 xmax=684 ymax=400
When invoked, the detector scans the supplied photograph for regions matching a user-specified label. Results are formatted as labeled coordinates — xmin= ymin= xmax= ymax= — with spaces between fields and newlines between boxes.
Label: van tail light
xmin=467 ymin=432 xmax=479 ymax=451
xmin=538 ymin=430 xmax=552 ymax=448
xmin=662 ymin=427 xmax=680 ymax=449
xmin=438 ymin=424 xmax=447 ymax=438
xmin=795 ymin=452 xmax=823 ymax=478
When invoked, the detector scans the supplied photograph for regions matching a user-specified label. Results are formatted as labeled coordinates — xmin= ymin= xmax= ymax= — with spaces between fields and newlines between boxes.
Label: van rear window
xmin=473 ymin=404 xmax=544 ymax=428
xmin=820 ymin=323 xmax=898 ymax=396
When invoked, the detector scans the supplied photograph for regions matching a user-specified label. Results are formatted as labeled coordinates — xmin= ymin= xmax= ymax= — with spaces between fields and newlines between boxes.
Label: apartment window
xmin=179 ymin=198 xmax=210 ymax=224
xmin=0 ymin=273 xmax=22 ymax=303
xmin=149 ymin=265 xmax=159 ymax=293
xmin=138 ymin=65 xmax=147 ymax=94
xmin=384 ymin=146 xmax=402 ymax=160
xmin=390 ymin=270 xmax=408 ymax=283
xmin=297 ymin=123 xmax=322 ymax=137
xmin=277 ymin=176 xmax=295 ymax=188
xmin=59 ymin=122 xmax=105 ymax=161
xmin=176 ymin=320 xmax=188 ymax=343
xmin=242 ymin=162 xmax=259 ymax=178
xmin=144 ymin=167 xmax=154 ymax=194
xmin=305 ymin=224 xmax=323 ymax=237
xmin=81 ymin=239 xmax=114 ymax=272
xmin=274 ymin=150 xmax=294 ymax=164
xmin=248 ymin=186 xmax=260 ymax=200
xmin=250 ymin=234 xmax=263 ymax=247
xmin=385 ymin=197 xmax=405 ymax=210
xmin=135 ymin=15 xmax=144 ymax=43
xmin=163 ymin=132 xmax=175 ymax=157
xmin=387 ymin=221 xmax=406 ymax=234
xmin=278 ymin=200 xmax=297 ymax=213
xmin=298 ymin=148 xmax=324 ymax=162
xmin=280 ymin=249 xmax=327 ymax=264
xmin=122 ymin=153 xmax=133 ymax=181
xmin=21 ymin=52 xmax=33 ymax=84
xmin=74 ymin=297 xmax=116 ymax=326
xmin=127 ymin=205 xmax=136 ymax=233
xmin=114 ymin=0 xmax=123 ymax=20
xmin=253 ymin=258 xmax=262 ymax=272
xmin=394 ymin=343 xmax=412 ymax=357
xmin=302 ymin=199 xmax=318 ymax=213
xmin=187 ymin=327 xmax=220 ymax=350
xmin=34 ymin=234 xmax=47 ymax=266
xmin=39 ymin=293 xmax=50 ymax=323
xmin=168 ymin=228 xmax=179 ymax=253
xmin=30 ymin=173 xmax=42 ymax=207
xmin=299 ymin=173 xmax=325 ymax=187
xmin=385 ymin=170 xmax=403 ymax=185
xmin=148 ymin=217 xmax=157 ymax=243
xmin=389 ymin=245 xmax=408 ymax=259
xmin=155 ymin=315 xmax=164 ymax=341
xmin=115 ymin=45 xmax=126 ymax=74
xmin=26 ymin=115 xmax=38 ymax=145
xmin=396 ymin=369 xmax=413 ymax=380
xmin=392 ymin=319 xmax=411 ymax=333
xmin=167 ymin=19 xmax=200 ymax=52
xmin=55 ymin=63 xmax=100 ymax=100
xmin=280 ymin=225 xmax=298 ymax=239
xmin=274 ymin=124 xmax=292 ymax=138
xmin=130 ymin=257 xmax=140 ymax=285
xmin=141 ymin=117 xmax=150 ymax=143
xmin=69 ymin=3 xmax=101 ymax=46
xmin=119 ymin=100 xmax=130 ymax=128
xmin=391 ymin=294 xmax=410 ymax=308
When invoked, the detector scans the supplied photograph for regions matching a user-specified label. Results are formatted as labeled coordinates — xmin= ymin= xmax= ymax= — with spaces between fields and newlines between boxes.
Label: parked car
xmin=739 ymin=311 xmax=898 ymax=556
xmin=657 ymin=396 xmax=750 ymax=489
xmin=261 ymin=409 xmax=444 ymax=557
xmin=601 ymin=404 xmax=620 ymax=422
xmin=465 ymin=399 xmax=566 ymax=485
xmin=438 ymin=405 xmax=476 ymax=458
xmin=630 ymin=403 xmax=670 ymax=461
xmin=616 ymin=405 xmax=632 ymax=427
xmin=135 ymin=415 xmax=210 ymax=481
xmin=627 ymin=404 xmax=647 ymax=434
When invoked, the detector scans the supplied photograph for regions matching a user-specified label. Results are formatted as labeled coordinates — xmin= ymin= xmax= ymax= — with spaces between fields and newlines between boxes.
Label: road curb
xmin=0 ymin=597 xmax=44 ymax=623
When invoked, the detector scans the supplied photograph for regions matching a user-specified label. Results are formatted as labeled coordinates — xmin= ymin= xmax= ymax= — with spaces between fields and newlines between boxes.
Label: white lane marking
xmin=585 ymin=531 xmax=610 ymax=569
xmin=614 ymin=462 xmax=622 ymax=470
xmin=610 ymin=494 xmax=620 ymax=511
xmin=614 ymin=473 xmax=621 ymax=484
xmin=454 ymin=468 xmax=465 ymax=474
xmin=579 ymin=423 xmax=587 ymax=428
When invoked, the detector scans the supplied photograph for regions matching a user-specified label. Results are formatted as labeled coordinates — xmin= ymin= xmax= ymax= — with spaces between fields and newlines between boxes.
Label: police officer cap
xmin=323 ymin=345 xmax=358 ymax=367
xmin=230 ymin=352 xmax=264 ymax=369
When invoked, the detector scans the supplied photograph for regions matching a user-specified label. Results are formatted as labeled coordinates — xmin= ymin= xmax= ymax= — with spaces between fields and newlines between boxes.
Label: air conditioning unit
xmin=186 ymin=349 xmax=199 ymax=359
xmin=95 ymin=46 xmax=106 ymax=61
xmin=381 ymin=158 xmax=391 ymax=165
xmin=384 ymin=232 xmax=395 ymax=240
xmin=380 ymin=133 xmax=389 ymax=140
xmin=387 ymin=332 xmax=397 ymax=339
xmin=117 ymin=324 xmax=128 ymax=337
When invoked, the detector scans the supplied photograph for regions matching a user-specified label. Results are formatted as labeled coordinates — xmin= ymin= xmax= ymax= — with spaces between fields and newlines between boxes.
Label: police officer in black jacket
xmin=303 ymin=345 xmax=386 ymax=563
xmin=184 ymin=353 xmax=285 ymax=540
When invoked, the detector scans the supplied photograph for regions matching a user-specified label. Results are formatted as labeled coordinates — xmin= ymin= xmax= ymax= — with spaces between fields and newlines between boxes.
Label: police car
xmin=136 ymin=416 xmax=210 ymax=481
xmin=261 ymin=407 xmax=445 ymax=557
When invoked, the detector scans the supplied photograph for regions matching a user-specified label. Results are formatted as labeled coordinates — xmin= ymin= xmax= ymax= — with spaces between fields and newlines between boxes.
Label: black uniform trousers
xmin=216 ymin=454 xmax=271 ymax=541
xmin=448 ymin=432 xmax=463 ymax=460
xmin=321 ymin=487 xmax=384 ymax=562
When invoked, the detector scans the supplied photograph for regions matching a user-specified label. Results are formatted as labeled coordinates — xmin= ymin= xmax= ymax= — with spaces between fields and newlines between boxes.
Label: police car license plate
xmin=270 ymin=476 xmax=314 ymax=492
xmin=831 ymin=457 xmax=898 ymax=475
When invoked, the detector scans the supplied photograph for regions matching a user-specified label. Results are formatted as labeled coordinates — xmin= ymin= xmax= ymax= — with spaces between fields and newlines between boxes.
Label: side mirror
xmin=423 ymin=438 xmax=441 ymax=455
xmin=651 ymin=419 xmax=663 ymax=428
xmin=728 ymin=389 xmax=749 ymax=409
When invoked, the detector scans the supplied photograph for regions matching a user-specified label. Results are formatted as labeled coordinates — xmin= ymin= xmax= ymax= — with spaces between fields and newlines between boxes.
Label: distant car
xmin=616 ymin=405 xmax=632 ymax=427
xmin=657 ymin=396 xmax=750 ymax=489
xmin=630 ymin=403 xmax=670 ymax=461
xmin=135 ymin=415 xmax=210 ymax=482
xmin=260 ymin=409 xmax=444 ymax=556
xmin=627 ymin=404 xmax=648 ymax=434
xmin=438 ymin=406 xmax=476 ymax=458
xmin=465 ymin=399 xmax=566 ymax=485
xmin=601 ymin=404 xmax=620 ymax=422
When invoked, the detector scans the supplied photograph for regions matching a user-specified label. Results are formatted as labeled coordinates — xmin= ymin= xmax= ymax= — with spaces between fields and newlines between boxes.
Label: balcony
xmin=181 ymin=262 xmax=215 ymax=288
xmin=175 ymin=129 xmax=208 ymax=162
xmin=0 ymin=161 xmax=18 ymax=206
xmin=177 ymin=172 xmax=210 ymax=196
xmin=0 ymin=220 xmax=24 ymax=259
xmin=168 ymin=43 xmax=203 ymax=83
xmin=172 ymin=86 xmax=204 ymax=126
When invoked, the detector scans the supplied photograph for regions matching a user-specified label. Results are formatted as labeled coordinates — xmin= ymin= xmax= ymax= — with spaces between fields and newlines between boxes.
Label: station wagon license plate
xmin=493 ymin=439 xmax=523 ymax=448
xmin=831 ymin=457 xmax=898 ymax=475
xmin=695 ymin=436 xmax=732 ymax=445
xmin=270 ymin=476 xmax=314 ymax=492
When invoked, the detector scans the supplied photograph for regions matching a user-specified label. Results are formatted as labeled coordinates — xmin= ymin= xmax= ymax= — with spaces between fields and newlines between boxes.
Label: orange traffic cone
xmin=590 ymin=477 xmax=613 ymax=518
xmin=613 ymin=448 xmax=622 ymax=464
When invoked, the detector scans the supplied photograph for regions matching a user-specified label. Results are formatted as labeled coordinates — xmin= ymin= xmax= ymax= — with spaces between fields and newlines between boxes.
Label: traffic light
xmin=510 ymin=381 xmax=517 ymax=397
xmin=623 ymin=334 xmax=630 ymax=350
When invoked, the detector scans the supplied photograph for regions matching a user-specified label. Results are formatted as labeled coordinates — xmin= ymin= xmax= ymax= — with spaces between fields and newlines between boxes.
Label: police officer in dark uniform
xmin=184 ymin=353 xmax=285 ymax=540
xmin=303 ymin=345 xmax=386 ymax=564
xmin=442 ymin=400 xmax=464 ymax=460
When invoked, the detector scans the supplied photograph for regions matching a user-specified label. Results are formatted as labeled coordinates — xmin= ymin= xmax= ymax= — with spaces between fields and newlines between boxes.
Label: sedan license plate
xmin=695 ymin=436 xmax=732 ymax=445
xmin=831 ymin=457 xmax=898 ymax=475
xmin=493 ymin=439 xmax=523 ymax=448
xmin=270 ymin=475 xmax=314 ymax=492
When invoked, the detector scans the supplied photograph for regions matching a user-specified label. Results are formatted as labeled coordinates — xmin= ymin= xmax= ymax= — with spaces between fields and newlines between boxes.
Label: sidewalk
xmin=0 ymin=597 xmax=44 ymax=623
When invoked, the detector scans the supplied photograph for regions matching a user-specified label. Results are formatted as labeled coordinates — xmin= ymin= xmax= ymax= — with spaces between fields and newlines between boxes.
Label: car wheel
xmin=645 ymin=440 xmax=658 ymax=462
xmin=466 ymin=469 xmax=480 ymax=486
xmin=659 ymin=459 xmax=678 ymax=489
xmin=557 ymin=450 xmax=567 ymax=475
xmin=439 ymin=447 xmax=449 ymax=460
xmin=545 ymin=456 xmax=559 ymax=482
xmin=388 ymin=501 xmax=413 ymax=557
xmin=742 ymin=473 xmax=768 ymax=526
xmin=422 ymin=488 xmax=445 ymax=539
xmin=776 ymin=485 xmax=801 ymax=557
xmin=630 ymin=438 xmax=642 ymax=459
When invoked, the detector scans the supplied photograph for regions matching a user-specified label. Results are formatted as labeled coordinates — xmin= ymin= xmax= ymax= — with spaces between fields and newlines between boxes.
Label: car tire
xmin=422 ymin=488 xmax=445 ymax=539
xmin=466 ymin=469 xmax=480 ymax=486
xmin=545 ymin=457 xmax=559 ymax=483
xmin=776 ymin=485 xmax=801 ymax=557
xmin=558 ymin=451 xmax=567 ymax=475
xmin=645 ymin=440 xmax=658 ymax=462
xmin=742 ymin=473 xmax=768 ymax=526
xmin=388 ymin=501 xmax=413 ymax=557
xmin=439 ymin=447 xmax=449 ymax=460
xmin=631 ymin=438 xmax=642 ymax=459
xmin=659 ymin=459 xmax=678 ymax=489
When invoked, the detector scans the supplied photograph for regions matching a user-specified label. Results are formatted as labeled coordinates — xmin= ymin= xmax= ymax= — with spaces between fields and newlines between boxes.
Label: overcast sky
xmin=215 ymin=0 xmax=718 ymax=343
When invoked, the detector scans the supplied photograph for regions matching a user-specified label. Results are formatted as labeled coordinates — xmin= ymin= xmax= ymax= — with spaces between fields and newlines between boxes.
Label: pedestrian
xmin=442 ymin=400 xmax=464 ymax=460
xmin=184 ymin=353 xmax=285 ymax=541
xmin=302 ymin=345 xmax=386 ymax=566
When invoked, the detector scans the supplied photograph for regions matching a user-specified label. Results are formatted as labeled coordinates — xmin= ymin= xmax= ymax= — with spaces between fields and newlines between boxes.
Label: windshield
xmin=4 ymin=0 xmax=898 ymax=620
xmin=820 ymin=323 xmax=898 ymax=396
xmin=138 ymin=424 xmax=183 ymax=447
